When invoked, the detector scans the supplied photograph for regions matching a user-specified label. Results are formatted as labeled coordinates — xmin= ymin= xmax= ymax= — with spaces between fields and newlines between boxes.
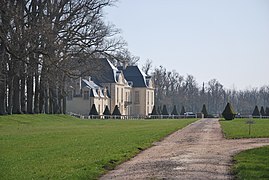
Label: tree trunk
xmin=58 ymin=87 xmax=62 ymax=114
xmin=20 ymin=63 xmax=26 ymax=113
xmin=0 ymin=80 xmax=7 ymax=115
xmin=44 ymin=85 xmax=49 ymax=114
xmin=49 ymin=88 xmax=53 ymax=114
xmin=7 ymin=76 xmax=14 ymax=114
xmin=52 ymin=87 xmax=59 ymax=114
xmin=33 ymin=67 xmax=39 ymax=113
xmin=27 ymin=75 xmax=33 ymax=114
xmin=12 ymin=74 xmax=22 ymax=114
xmin=0 ymin=49 xmax=7 ymax=115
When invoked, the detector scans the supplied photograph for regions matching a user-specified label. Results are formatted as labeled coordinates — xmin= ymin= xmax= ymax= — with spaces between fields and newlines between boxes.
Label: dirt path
xmin=100 ymin=119 xmax=269 ymax=180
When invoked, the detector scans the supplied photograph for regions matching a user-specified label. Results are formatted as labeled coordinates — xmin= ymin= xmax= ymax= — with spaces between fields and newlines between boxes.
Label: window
xmin=147 ymin=91 xmax=149 ymax=105
xmin=83 ymin=90 xmax=89 ymax=100
xmin=151 ymin=92 xmax=154 ymax=105
xmin=121 ymin=88 xmax=123 ymax=103
xmin=117 ymin=87 xmax=119 ymax=103
xmin=134 ymin=91 xmax=140 ymax=104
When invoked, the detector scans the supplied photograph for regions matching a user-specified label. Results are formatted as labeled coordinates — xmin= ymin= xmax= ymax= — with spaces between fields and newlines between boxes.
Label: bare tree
xmin=0 ymin=0 xmax=129 ymax=115
xmin=142 ymin=59 xmax=153 ymax=75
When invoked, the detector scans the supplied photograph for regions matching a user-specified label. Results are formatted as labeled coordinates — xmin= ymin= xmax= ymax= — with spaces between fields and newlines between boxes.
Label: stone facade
xmin=66 ymin=58 xmax=154 ymax=116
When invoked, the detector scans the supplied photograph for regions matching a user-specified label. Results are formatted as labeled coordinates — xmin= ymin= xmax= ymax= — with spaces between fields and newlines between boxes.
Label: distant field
xmin=219 ymin=118 xmax=269 ymax=179
xmin=0 ymin=115 xmax=196 ymax=179
xmin=219 ymin=118 xmax=269 ymax=139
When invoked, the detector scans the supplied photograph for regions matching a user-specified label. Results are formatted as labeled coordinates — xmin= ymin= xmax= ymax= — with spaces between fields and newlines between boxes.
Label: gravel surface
xmin=100 ymin=118 xmax=269 ymax=180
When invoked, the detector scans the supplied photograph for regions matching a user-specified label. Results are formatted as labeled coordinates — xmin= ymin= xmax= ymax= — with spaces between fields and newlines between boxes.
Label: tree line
xmin=147 ymin=64 xmax=269 ymax=116
xmin=0 ymin=0 xmax=136 ymax=115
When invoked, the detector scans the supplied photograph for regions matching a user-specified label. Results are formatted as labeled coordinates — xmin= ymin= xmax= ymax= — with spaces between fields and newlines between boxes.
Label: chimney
xmin=123 ymin=61 xmax=127 ymax=70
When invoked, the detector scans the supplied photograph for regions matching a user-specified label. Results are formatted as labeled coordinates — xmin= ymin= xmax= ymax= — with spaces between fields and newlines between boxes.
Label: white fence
xmin=68 ymin=112 xmax=198 ymax=119
xmin=68 ymin=112 xmax=269 ymax=120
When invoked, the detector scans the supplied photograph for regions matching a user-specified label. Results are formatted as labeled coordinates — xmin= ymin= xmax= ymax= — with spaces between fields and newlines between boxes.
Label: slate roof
xmin=81 ymin=79 xmax=106 ymax=98
xmin=118 ymin=66 xmax=150 ymax=88
xmin=85 ymin=58 xmax=152 ymax=88
xmin=90 ymin=58 xmax=119 ymax=84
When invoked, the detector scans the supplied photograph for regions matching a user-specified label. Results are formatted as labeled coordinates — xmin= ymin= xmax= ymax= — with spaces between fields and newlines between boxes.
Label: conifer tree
xmin=89 ymin=104 xmax=99 ymax=118
xmin=252 ymin=105 xmax=260 ymax=117
xmin=157 ymin=106 xmax=162 ymax=115
xmin=201 ymin=104 xmax=208 ymax=118
xmin=180 ymin=106 xmax=186 ymax=115
xmin=162 ymin=105 xmax=169 ymax=115
xmin=103 ymin=105 xmax=111 ymax=119
xmin=260 ymin=106 xmax=265 ymax=117
xmin=265 ymin=107 xmax=269 ymax=116
xmin=171 ymin=105 xmax=178 ymax=115
xmin=112 ymin=105 xmax=121 ymax=118
xmin=222 ymin=102 xmax=236 ymax=120
xmin=151 ymin=105 xmax=158 ymax=115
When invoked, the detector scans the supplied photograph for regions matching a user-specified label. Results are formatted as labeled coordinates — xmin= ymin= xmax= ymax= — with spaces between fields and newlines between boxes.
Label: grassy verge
xmin=0 ymin=114 xmax=196 ymax=179
xmin=219 ymin=118 xmax=269 ymax=179
xmin=232 ymin=146 xmax=269 ymax=180
xmin=219 ymin=118 xmax=269 ymax=139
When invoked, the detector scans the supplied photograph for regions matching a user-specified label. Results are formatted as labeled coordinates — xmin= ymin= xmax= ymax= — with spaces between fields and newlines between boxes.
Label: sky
xmin=105 ymin=0 xmax=269 ymax=90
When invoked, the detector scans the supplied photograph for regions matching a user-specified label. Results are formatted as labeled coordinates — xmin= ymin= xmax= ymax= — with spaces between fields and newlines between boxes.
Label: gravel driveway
xmin=100 ymin=118 xmax=269 ymax=180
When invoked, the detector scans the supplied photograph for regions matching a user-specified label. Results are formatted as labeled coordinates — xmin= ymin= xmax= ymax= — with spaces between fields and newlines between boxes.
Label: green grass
xmin=219 ymin=118 xmax=269 ymax=139
xmin=0 ymin=114 xmax=196 ymax=180
xmin=232 ymin=146 xmax=269 ymax=180
xmin=220 ymin=118 xmax=269 ymax=179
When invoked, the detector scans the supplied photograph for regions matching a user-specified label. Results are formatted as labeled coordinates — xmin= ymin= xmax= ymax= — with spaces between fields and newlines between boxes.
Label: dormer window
xmin=104 ymin=88 xmax=107 ymax=97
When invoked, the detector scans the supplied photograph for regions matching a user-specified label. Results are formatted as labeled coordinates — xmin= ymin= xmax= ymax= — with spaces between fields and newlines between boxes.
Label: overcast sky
xmin=105 ymin=0 xmax=269 ymax=90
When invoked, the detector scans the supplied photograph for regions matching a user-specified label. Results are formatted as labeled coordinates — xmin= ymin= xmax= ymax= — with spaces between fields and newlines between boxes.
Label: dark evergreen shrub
xmin=266 ymin=107 xmax=269 ymax=116
xmin=252 ymin=105 xmax=260 ymax=117
xmin=260 ymin=106 xmax=265 ymax=116
xmin=222 ymin=102 xmax=236 ymax=120
xmin=112 ymin=105 xmax=121 ymax=119
xmin=103 ymin=106 xmax=111 ymax=115
xmin=103 ymin=105 xmax=111 ymax=119
xmin=171 ymin=105 xmax=178 ymax=115
xmin=89 ymin=104 xmax=99 ymax=119
xmin=157 ymin=106 xmax=162 ymax=115
xmin=201 ymin=104 xmax=208 ymax=118
xmin=161 ymin=105 xmax=169 ymax=116
xmin=151 ymin=105 xmax=158 ymax=115
xmin=180 ymin=106 xmax=186 ymax=115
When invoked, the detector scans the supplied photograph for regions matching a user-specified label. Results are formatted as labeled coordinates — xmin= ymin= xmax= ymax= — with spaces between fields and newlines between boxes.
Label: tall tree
xmin=161 ymin=105 xmax=169 ymax=116
xmin=201 ymin=104 xmax=208 ymax=118
xmin=180 ymin=106 xmax=186 ymax=115
xmin=0 ymin=0 xmax=127 ymax=115
xmin=252 ymin=105 xmax=260 ymax=117
xmin=171 ymin=105 xmax=178 ymax=115
xmin=260 ymin=106 xmax=265 ymax=116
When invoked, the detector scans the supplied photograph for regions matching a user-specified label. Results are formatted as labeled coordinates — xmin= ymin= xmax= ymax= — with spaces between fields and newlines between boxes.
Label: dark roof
xmin=81 ymin=79 xmax=106 ymax=98
xmin=118 ymin=66 xmax=149 ymax=88
xmin=90 ymin=58 xmax=118 ymax=84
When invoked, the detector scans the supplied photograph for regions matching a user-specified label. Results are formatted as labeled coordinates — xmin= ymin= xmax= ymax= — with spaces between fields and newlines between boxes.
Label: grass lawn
xmin=232 ymin=146 xmax=269 ymax=180
xmin=219 ymin=118 xmax=269 ymax=139
xmin=0 ymin=114 xmax=196 ymax=180
xmin=219 ymin=118 xmax=269 ymax=180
